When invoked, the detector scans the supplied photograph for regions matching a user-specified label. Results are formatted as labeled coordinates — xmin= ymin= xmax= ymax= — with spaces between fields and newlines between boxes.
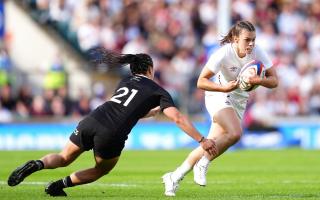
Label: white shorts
xmin=205 ymin=92 xmax=248 ymax=120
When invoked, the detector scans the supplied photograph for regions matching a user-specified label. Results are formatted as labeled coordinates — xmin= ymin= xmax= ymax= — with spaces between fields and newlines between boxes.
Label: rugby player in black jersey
xmin=7 ymin=49 xmax=217 ymax=196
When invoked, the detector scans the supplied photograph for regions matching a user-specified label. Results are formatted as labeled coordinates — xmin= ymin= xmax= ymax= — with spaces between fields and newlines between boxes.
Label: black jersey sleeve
xmin=157 ymin=88 xmax=175 ymax=111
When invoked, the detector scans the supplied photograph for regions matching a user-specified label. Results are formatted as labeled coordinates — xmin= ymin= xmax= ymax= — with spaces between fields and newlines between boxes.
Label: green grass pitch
xmin=0 ymin=149 xmax=319 ymax=200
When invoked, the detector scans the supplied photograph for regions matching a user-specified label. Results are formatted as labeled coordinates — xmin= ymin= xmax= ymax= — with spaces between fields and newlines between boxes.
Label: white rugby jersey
xmin=204 ymin=43 xmax=273 ymax=98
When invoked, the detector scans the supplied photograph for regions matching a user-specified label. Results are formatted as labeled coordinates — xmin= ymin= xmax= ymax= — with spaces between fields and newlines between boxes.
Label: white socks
xmin=198 ymin=156 xmax=210 ymax=167
xmin=171 ymin=160 xmax=192 ymax=182
xmin=171 ymin=156 xmax=211 ymax=183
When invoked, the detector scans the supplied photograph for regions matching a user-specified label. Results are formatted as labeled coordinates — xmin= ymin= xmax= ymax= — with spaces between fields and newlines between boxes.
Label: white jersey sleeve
xmin=204 ymin=46 xmax=227 ymax=74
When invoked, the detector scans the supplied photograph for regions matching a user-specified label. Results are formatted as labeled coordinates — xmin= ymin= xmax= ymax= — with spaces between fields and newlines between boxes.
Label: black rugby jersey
xmin=90 ymin=75 xmax=175 ymax=138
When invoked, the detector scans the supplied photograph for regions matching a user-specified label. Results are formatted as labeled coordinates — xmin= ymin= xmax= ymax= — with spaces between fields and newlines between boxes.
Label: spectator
xmin=0 ymin=48 xmax=12 ymax=87
xmin=72 ymin=89 xmax=91 ymax=117
xmin=50 ymin=96 xmax=66 ymax=117
xmin=30 ymin=95 xmax=48 ymax=116
xmin=57 ymin=86 xmax=73 ymax=116
xmin=0 ymin=101 xmax=13 ymax=122
xmin=44 ymin=55 xmax=67 ymax=90
xmin=0 ymin=84 xmax=16 ymax=111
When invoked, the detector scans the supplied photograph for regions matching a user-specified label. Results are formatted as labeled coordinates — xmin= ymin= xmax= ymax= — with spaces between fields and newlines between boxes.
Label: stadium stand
xmin=1 ymin=0 xmax=320 ymax=130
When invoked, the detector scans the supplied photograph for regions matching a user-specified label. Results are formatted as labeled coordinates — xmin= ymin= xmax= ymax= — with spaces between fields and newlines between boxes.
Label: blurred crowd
xmin=0 ymin=47 xmax=102 ymax=122
xmin=1 ymin=0 xmax=320 ymax=127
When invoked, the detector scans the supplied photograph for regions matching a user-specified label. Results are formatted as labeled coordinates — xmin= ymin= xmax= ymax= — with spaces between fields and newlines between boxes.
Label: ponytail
xmin=220 ymin=20 xmax=255 ymax=45
xmin=90 ymin=47 xmax=153 ymax=75
xmin=220 ymin=25 xmax=236 ymax=45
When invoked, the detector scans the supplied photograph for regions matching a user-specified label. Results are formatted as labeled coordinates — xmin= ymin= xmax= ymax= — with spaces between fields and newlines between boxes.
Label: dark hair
xmin=220 ymin=21 xmax=255 ymax=45
xmin=90 ymin=47 xmax=153 ymax=75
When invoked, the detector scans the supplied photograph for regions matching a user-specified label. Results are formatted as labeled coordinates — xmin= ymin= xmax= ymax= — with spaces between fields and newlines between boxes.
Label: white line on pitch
xmin=1 ymin=180 xmax=319 ymax=186
xmin=0 ymin=181 xmax=137 ymax=187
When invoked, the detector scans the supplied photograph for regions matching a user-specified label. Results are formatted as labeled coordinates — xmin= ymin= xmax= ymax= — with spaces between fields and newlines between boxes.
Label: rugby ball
xmin=238 ymin=60 xmax=265 ymax=91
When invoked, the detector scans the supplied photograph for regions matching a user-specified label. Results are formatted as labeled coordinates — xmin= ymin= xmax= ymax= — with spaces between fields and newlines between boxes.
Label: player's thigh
xmin=59 ymin=140 xmax=84 ymax=162
xmin=213 ymin=107 xmax=242 ymax=135
xmin=207 ymin=122 xmax=226 ymax=139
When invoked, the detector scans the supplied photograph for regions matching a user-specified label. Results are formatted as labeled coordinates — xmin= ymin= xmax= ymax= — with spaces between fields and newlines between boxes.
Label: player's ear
xmin=148 ymin=66 xmax=154 ymax=75
xmin=233 ymin=35 xmax=239 ymax=43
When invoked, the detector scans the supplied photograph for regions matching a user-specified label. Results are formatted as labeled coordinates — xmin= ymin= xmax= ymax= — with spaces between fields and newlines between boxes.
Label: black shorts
xmin=70 ymin=116 xmax=125 ymax=159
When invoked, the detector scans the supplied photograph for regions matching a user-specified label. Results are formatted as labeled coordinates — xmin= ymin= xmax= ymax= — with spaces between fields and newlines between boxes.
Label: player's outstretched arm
xmin=163 ymin=107 xmax=218 ymax=156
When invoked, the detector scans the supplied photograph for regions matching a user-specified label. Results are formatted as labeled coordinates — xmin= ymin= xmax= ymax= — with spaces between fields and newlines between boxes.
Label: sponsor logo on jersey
xmin=225 ymin=100 xmax=231 ymax=105
xmin=225 ymin=95 xmax=231 ymax=105
xmin=229 ymin=66 xmax=239 ymax=72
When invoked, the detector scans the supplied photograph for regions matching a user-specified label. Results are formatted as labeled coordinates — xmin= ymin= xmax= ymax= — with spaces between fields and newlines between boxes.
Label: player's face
xmin=234 ymin=30 xmax=256 ymax=56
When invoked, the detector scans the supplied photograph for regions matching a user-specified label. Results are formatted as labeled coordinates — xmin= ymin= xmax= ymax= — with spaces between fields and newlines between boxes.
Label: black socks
xmin=62 ymin=176 xmax=74 ymax=188
xmin=35 ymin=160 xmax=44 ymax=170
xmin=48 ymin=176 xmax=74 ymax=192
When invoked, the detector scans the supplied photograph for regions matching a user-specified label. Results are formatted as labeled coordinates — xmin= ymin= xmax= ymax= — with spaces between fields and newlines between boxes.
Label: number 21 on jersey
xmin=110 ymin=87 xmax=138 ymax=106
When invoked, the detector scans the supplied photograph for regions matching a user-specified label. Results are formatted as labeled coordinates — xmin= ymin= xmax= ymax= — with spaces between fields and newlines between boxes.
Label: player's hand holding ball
xmin=238 ymin=60 xmax=265 ymax=92
xmin=223 ymin=79 xmax=239 ymax=92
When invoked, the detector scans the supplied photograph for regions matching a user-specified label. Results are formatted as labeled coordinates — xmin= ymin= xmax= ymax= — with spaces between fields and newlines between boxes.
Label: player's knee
xmin=228 ymin=130 xmax=242 ymax=144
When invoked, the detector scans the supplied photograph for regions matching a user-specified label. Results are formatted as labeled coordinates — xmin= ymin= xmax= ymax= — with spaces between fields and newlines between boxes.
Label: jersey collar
xmin=135 ymin=74 xmax=149 ymax=79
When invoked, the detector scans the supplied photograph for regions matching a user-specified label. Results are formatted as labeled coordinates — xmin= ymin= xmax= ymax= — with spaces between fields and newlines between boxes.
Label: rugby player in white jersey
xmin=162 ymin=20 xmax=278 ymax=197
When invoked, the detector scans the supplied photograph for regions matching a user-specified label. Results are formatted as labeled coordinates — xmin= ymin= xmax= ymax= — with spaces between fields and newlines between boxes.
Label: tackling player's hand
xmin=200 ymin=138 xmax=218 ymax=156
